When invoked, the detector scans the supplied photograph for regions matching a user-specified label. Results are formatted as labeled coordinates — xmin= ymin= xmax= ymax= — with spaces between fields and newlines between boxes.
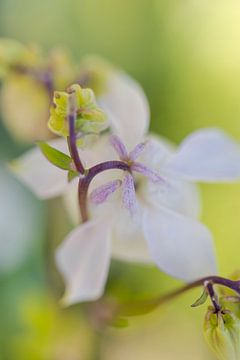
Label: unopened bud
xmin=204 ymin=308 xmax=240 ymax=360
xmin=48 ymin=84 xmax=107 ymax=140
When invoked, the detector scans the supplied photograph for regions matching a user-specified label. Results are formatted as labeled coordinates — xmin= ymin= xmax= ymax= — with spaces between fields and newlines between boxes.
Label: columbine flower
xmin=11 ymin=69 xmax=149 ymax=198
xmin=56 ymin=128 xmax=240 ymax=305
xmin=89 ymin=135 xmax=164 ymax=215
xmin=10 ymin=68 xmax=240 ymax=305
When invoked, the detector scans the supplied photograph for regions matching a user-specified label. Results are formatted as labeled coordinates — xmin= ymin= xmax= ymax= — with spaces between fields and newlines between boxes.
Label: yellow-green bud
xmin=204 ymin=308 xmax=240 ymax=360
xmin=0 ymin=38 xmax=41 ymax=78
xmin=48 ymin=84 xmax=107 ymax=139
xmin=0 ymin=74 xmax=51 ymax=142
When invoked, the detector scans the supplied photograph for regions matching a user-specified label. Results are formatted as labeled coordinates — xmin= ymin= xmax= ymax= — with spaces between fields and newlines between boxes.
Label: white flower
xmin=11 ymin=70 xmax=240 ymax=305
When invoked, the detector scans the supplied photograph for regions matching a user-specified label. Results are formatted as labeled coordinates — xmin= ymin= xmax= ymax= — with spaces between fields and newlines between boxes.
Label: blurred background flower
xmin=1 ymin=0 xmax=240 ymax=359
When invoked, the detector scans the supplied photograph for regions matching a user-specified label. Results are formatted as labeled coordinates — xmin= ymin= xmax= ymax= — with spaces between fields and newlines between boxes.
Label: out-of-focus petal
xmin=109 ymin=134 xmax=128 ymax=160
xmin=99 ymin=72 xmax=150 ymax=149
xmin=56 ymin=217 xmax=111 ymax=305
xmin=122 ymin=173 xmax=137 ymax=214
xmin=10 ymin=138 xmax=69 ymax=199
xmin=89 ymin=179 xmax=122 ymax=205
xmin=164 ymin=128 xmax=240 ymax=182
xmin=143 ymin=206 xmax=217 ymax=281
xmin=0 ymin=168 xmax=43 ymax=273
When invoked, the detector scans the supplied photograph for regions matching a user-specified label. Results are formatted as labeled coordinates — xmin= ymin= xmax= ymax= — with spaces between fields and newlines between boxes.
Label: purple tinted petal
xmin=122 ymin=173 xmax=137 ymax=213
xmin=129 ymin=141 xmax=147 ymax=161
xmin=109 ymin=135 xmax=128 ymax=160
xmin=90 ymin=179 xmax=122 ymax=205
xmin=132 ymin=162 xmax=164 ymax=183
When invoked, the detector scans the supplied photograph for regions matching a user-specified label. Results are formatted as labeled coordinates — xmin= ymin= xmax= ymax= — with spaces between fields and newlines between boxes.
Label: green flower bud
xmin=204 ymin=308 xmax=240 ymax=360
xmin=48 ymin=84 xmax=107 ymax=139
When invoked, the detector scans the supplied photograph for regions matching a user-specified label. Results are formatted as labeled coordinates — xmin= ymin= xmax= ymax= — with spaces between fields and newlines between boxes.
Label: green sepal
xmin=191 ymin=288 xmax=209 ymax=307
xmin=68 ymin=170 xmax=79 ymax=182
xmin=38 ymin=142 xmax=73 ymax=171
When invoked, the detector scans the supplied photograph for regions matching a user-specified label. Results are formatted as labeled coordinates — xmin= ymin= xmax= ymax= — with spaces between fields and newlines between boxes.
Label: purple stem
xmin=206 ymin=282 xmax=221 ymax=312
xmin=67 ymin=113 xmax=85 ymax=174
xmin=78 ymin=160 xmax=130 ymax=222
xmin=117 ymin=275 xmax=240 ymax=316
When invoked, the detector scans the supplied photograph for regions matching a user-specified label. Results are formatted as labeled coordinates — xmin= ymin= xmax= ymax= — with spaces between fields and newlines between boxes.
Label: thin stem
xmin=116 ymin=275 xmax=240 ymax=316
xmin=67 ymin=113 xmax=85 ymax=174
xmin=205 ymin=282 xmax=221 ymax=312
xmin=78 ymin=160 xmax=130 ymax=223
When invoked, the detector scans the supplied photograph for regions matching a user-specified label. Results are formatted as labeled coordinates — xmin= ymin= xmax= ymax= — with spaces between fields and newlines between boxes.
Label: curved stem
xmin=67 ymin=113 xmax=85 ymax=174
xmin=78 ymin=160 xmax=130 ymax=223
xmin=116 ymin=275 xmax=240 ymax=316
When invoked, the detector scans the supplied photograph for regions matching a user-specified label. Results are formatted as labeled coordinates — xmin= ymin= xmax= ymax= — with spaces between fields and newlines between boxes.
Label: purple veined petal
xmin=109 ymin=134 xmax=128 ymax=160
xmin=89 ymin=179 xmax=122 ymax=205
xmin=122 ymin=173 xmax=137 ymax=214
xmin=129 ymin=141 xmax=148 ymax=161
xmin=131 ymin=162 xmax=165 ymax=183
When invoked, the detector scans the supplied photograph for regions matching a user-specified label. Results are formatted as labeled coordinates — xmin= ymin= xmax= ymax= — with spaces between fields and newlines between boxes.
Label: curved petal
xmin=164 ymin=128 xmax=240 ymax=182
xmin=10 ymin=138 xmax=69 ymax=199
xmin=143 ymin=206 xmax=217 ymax=281
xmin=99 ymin=72 xmax=150 ymax=149
xmin=56 ymin=217 xmax=111 ymax=305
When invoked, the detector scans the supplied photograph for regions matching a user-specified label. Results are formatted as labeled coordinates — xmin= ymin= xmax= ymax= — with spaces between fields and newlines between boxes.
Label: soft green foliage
xmin=204 ymin=309 xmax=240 ymax=360
xmin=48 ymin=84 xmax=107 ymax=138
xmin=67 ymin=169 xmax=79 ymax=182
xmin=38 ymin=142 xmax=74 ymax=171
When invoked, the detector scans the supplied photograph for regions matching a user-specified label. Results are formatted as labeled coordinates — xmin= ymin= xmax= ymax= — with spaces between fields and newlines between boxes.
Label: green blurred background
xmin=1 ymin=0 xmax=240 ymax=359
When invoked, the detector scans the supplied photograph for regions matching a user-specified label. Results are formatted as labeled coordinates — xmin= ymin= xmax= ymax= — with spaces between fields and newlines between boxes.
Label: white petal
xmin=143 ymin=206 xmax=217 ymax=281
xmin=56 ymin=217 xmax=111 ymax=305
xmin=165 ymin=128 xmax=240 ymax=182
xmin=111 ymin=205 xmax=152 ymax=263
xmin=99 ymin=72 xmax=150 ymax=149
xmin=0 ymin=168 xmax=42 ymax=273
xmin=143 ymin=178 xmax=201 ymax=219
xmin=138 ymin=135 xmax=201 ymax=219
xmin=10 ymin=138 xmax=69 ymax=199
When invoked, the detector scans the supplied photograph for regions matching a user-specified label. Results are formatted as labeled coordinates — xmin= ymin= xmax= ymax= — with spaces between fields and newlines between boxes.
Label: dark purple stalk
xmin=67 ymin=113 xmax=85 ymax=174
xmin=157 ymin=276 xmax=240 ymax=305
xmin=205 ymin=282 xmax=221 ymax=312
xmin=78 ymin=160 xmax=130 ymax=223
xmin=120 ymin=275 xmax=240 ymax=315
